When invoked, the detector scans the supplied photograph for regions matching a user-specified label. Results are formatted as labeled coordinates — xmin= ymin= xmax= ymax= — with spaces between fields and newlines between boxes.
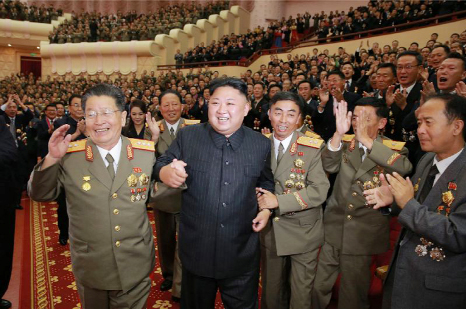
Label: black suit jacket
xmin=155 ymin=123 xmax=274 ymax=279
xmin=0 ymin=108 xmax=34 ymax=132
xmin=312 ymin=91 xmax=361 ymax=142
xmin=36 ymin=117 xmax=54 ymax=158
xmin=244 ymin=97 xmax=268 ymax=129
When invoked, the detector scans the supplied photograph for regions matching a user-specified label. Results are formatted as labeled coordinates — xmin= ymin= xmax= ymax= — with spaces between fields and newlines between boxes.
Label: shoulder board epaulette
xmin=158 ymin=121 xmax=164 ymax=132
xmin=342 ymin=134 xmax=355 ymax=142
xmin=304 ymin=130 xmax=322 ymax=139
xmin=129 ymin=138 xmax=155 ymax=152
xmin=263 ymin=133 xmax=272 ymax=138
xmin=382 ymin=139 xmax=405 ymax=151
xmin=297 ymin=136 xmax=324 ymax=149
xmin=66 ymin=140 xmax=86 ymax=153
xmin=183 ymin=119 xmax=201 ymax=126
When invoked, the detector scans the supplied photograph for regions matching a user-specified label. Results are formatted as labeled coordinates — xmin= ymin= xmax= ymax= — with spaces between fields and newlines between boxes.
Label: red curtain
xmin=21 ymin=56 xmax=42 ymax=79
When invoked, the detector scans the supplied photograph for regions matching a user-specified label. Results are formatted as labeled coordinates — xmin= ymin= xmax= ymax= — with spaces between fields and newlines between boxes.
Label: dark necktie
xmin=418 ymin=164 xmax=439 ymax=204
xmin=106 ymin=153 xmax=115 ymax=180
xmin=277 ymin=142 xmax=285 ymax=164
xmin=170 ymin=127 xmax=175 ymax=139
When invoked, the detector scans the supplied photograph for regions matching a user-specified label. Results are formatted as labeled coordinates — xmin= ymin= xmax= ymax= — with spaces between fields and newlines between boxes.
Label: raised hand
xmin=261 ymin=127 xmax=271 ymax=135
xmin=455 ymin=81 xmax=466 ymax=98
xmin=335 ymin=100 xmax=352 ymax=136
xmin=331 ymin=88 xmax=344 ymax=102
xmin=355 ymin=107 xmax=373 ymax=149
xmin=385 ymin=85 xmax=396 ymax=107
xmin=420 ymin=80 xmax=436 ymax=105
xmin=364 ymin=173 xmax=394 ymax=209
xmin=385 ymin=172 xmax=414 ymax=209
xmin=145 ymin=112 xmax=160 ymax=142
xmin=394 ymin=88 xmax=408 ymax=110
xmin=41 ymin=125 xmax=72 ymax=169
xmin=318 ymin=87 xmax=329 ymax=104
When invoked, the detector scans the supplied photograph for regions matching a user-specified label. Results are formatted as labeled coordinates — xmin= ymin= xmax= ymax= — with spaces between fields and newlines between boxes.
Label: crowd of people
xmin=48 ymin=1 xmax=230 ymax=44
xmin=0 ymin=0 xmax=63 ymax=23
xmin=1 ymin=2 xmax=466 ymax=308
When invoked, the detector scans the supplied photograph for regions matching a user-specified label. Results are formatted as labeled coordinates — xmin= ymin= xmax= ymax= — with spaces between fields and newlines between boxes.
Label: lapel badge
xmin=448 ymin=182 xmax=457 ymax=190
xmin=442 ymin=191 xmax=454 ymax=207
xmin=415 ymin=244 xmax=428 ymax=256
xmin=139 ymin=173 xmax=149 ymax=186
xmin=349 ymin=139 xmax=356 ymax=152
xmin=130 ymin=189 xmax=136 ymax=202
xmin=298 ymin=152 xmax=304 ymax=156
xmin=343 ymin=153 xmax=348 ymax=163
xmin=133 ymin=167 xmax=142 ymax=173
xmin=290 ymin=142 xmax=297 ymax=155
xmin=295 ymin=182 xmax=304 ymax=190
xmin=414 ymin=178 xmax=421 ymax=192
xmin=289 ymin=173 xmax=296 ymax=180
xmin=294 ymin=159 xmax=304 ymax=168
xmin=136 ymin=188 xmax=142 ymax=201
xmin=127 ymin=174 xmax=138 ymax=187
xmin=429 ymin=247 xmax=445 ymax=262
xmin=127 ymin=144 xmax=134 ymax=160
xmin=142 ymin=187 xmax=147 ymax=200
xmin=82 ymin=176 xmax=91 ymax=191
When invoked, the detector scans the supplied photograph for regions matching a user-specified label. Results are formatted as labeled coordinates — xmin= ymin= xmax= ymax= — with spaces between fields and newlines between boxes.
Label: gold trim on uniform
xmin=297 ymin=136 xmax=324 ymax=149
xmin=184 ymin=119 xmax=201 ymax=126
xmin=129 ymin=138 xmax=155 ymax=152
xmin=127 ymin=144 xmax=134 ymax=160
xmin=382 ymin=139 xmax=406 ymax=151
xmin=290 ymin=142 xmax=298 ymax=155
xmin=85 ymin=144 xmax=93 ymax=161
xmin=293 ymin=192 xmax=308 ymax=210
xmin=387 ymin=153 xmax=401 ymax=166
xmin=66 ymin=140 xmax=86 ymax=153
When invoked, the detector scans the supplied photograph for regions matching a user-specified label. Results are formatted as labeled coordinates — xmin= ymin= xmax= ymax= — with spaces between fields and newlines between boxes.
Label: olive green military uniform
xmin=28 ymin=137 xmax=156 ymax=309
xmin=261 ymin=132 xmax=330 ymax=309
xmin=312 ymin=135 xmax=413 ymax=309
xmin=150 ymin=118 xmax=197 ymax=299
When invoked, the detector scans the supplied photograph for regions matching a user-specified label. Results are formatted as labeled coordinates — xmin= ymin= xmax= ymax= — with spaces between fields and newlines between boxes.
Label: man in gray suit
xmin=365 ymin=93 xmax=466 ymax=309
xmin=29 ymin=84 xmax=157 ymax=309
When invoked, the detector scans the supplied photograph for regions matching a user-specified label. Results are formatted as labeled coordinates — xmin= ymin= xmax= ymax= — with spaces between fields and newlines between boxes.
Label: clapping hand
xmin=145 ymin=112 xmax=160 ymax=142
xmin=455 ymin=81 xmax=466 ymax=98
xmin=364 ymin=173 xmax=393 ymax=209
xmin=385 ymin=172 xmax=414 ymax=209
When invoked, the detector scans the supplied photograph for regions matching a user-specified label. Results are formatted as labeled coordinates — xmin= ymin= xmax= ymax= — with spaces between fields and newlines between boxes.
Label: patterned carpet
xmin=27 ymin=199 xmax=227 ymax=309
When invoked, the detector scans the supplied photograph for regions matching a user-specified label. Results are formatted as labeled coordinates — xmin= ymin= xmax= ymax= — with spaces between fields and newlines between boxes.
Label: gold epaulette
xmin=158 ymin=121 xmax=164 ymax=132
xmin=66 ymin=140 xmax=86 ymax=153
xmin=263 ymin=133 xmax=272 ymax=138
xmin=305 ymin=130 xmax=322 ymax=139
xmin=382 ymin=139 xmax=405 ymax=151
xmin=297 ymin=136 xmax=324 ymax=149
xmin=129 ymin=138 xmax=155 ymax=152
xmin=183 ymin=119 xmax=201 ymax=126
xmin=342 ymin=134 xmax=355 ymax=142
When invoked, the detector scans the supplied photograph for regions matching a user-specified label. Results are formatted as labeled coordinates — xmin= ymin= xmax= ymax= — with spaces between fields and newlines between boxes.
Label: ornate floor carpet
xmin=26 ymin=199 xmax=228 ymax=309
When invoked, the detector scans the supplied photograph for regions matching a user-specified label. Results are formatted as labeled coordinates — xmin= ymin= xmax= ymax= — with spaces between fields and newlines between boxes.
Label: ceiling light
xmin=7 ymin=44 xmax=11 ymax=47
xmin=37 ymin=47 xmax=40 ymax=49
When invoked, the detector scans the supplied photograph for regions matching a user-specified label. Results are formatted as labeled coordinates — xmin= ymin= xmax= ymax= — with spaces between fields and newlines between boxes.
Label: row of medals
xmin=127 ymin=172 xmax=150 ymax=202
xmin=415 ymin=237 xmax=446 ymax=262
xmin=284 ymin=159 xmax=306 ymax=192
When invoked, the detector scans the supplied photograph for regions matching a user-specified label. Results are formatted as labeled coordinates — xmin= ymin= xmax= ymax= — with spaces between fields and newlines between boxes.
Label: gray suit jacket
xmin=384 ymin=148 xmax=466 ymax=309
xmin=28 ymin=137 xmax=156 ymax=292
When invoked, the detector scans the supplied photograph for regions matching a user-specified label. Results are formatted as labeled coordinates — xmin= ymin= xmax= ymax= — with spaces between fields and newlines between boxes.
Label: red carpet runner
xmin=27 ymin=199 xmax=229 ymax=309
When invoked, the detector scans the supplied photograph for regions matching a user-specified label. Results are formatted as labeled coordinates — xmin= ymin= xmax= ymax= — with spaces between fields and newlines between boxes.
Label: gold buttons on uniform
xmin=112 ymin=193 xmax=118 ymax=199
xmin=356 ymin=181 xmax=361 ymax=185
xmin=113 ymin=209 xmax=120 ymax=215
xmin=352 ymin=192 xmax=357 ymax=197
xmin=115 ymin=226 xmax=120 ymax=232
xmin=347 ymin=215 xmax=352 ymax=220
xmin=274 ymin=217 xmax=280 ymax=222
xmin=115 ymin=241 xmax=121 ymax=247
xmin=348 ymin=204 xmax=354 ymax=209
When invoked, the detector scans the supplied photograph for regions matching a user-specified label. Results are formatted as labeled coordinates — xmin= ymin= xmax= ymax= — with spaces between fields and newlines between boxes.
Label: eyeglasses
xmin=85 ymin=109 xmax=120 ymax=119
xmin=396 ymin=65 xmax=419 ymax=71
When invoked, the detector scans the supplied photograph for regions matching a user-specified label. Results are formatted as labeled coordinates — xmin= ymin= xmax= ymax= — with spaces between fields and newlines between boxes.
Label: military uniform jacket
xmin=385 ymin=149 xmax=466 ymax=309
xmin=28 ymin=137 xmax=156 ymax=292
xmin=322 ymin=135 xmax=412 ymax=255
xmin=151 ymin=118 xmax=187 ymax=213
xmin=261 ymin=132 xmax=330 ymax=256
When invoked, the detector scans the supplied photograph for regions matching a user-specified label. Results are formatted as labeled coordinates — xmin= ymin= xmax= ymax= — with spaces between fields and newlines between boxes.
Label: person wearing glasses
xmin=29 ymin=84 xmax=158 ymax=309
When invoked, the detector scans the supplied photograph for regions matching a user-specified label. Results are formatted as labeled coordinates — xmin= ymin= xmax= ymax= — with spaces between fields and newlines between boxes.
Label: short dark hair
xmin=377 ymin=63 xmax=397 ymax=77
xmin=445 ymin=52 xmax=466 ymax=71
xmin=328 ymin=70 xmax=346 ymax=80
xmin=45 ymin=103 xmax=56 ymax=110
xmin=268 ymin=84 xmax=282 ymax=92
xmin=341 ymin=62 xmax=354 ymax=70
xmin=397 ymin=51 xmax=423 ymax=66
xmin=297 ymin=79 xmax=315 ymax=89
xmin=82 ymin=84 xmax=125 ymax=111
xmin=426 ymin=93 xmax=466 ymax=140
xmin=68 ymin=94 xmax=82 ymax=105
xmin=354 ymin=97 xmax=389 ymax=119
xmin=433 ymin=44 xmax=450 ymax=54
xmin=253 ymin=81 xmax=265 ymax=89
xmin=269 ymin=91 xmax=305 ymax=115
xmin=159 ymin=89 xmax=182 ymax=103
xmin=209 ymin=77 xmax=248 ymax=100
xmin=129 ymin=99 xmax=147 ymax=114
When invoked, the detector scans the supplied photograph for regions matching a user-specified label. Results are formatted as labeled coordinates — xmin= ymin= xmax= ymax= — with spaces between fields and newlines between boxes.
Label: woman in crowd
xmin=122 ymin=99 xmax=159 ymax=141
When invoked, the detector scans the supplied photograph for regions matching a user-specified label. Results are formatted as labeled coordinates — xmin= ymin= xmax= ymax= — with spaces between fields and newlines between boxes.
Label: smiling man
xmin=258 ymin=91 xmax=329 ymax=309
xmin=28 ymin=84 xmax=157 ymax=309
xmin=154 ymin=77 xmax=274 ymax=309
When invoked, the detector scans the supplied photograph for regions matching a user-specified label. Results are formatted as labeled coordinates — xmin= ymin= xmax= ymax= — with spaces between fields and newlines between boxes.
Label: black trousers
xmin=181 ymin=266 xmax=259 ymax=309
xmin=0 ymin=202 xmax=16 ymax=298
xmin=56 ymin=191 xmax=69 ymax=238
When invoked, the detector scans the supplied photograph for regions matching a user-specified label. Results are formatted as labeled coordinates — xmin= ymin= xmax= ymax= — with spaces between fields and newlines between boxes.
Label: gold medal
xmin=285 ymin=180 xmax=294 ymax=188
xmin=290 ymin=173 xmax=296 ymax=179
xmin=414 ymin=178 xmax=421 ymax=192
xmin=82 ymin=182 xmax=91 ymax=191
xmin=139 ymin=173 xmax=149 ymax=186
xmin=127 ymin=174 xmax=138 ymax=187
xmin=294 ymin=159 xmax=304 ymax=168
xmin=295 ymin=182 xmax=304 ymax=190
xmin=343 ymin=153 xmax=348 ymax=163
xmin=442 ymin=191 xmax=454 ymax=206
xmin=131 ymin=194 xmax=136 ymax=202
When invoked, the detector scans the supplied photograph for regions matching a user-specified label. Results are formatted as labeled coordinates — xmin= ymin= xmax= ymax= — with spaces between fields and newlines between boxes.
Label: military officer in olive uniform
xmin=149 ymin=90 xmax=199 ymax=301
xmin=312 ymin=97 xmax=413 ymax=309
xmin=28 ymin=84 xmax=158 ymax=309
xmin=258 ymin=92 xmax=330 ymax=309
